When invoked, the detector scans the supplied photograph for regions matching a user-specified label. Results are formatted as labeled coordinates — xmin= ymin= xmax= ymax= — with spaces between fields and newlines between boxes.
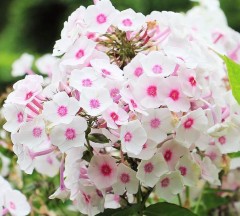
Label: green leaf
xmin=228 ymin=151 xmax=240 ymax=158
xmin=96 ymin=204 xmax=141 ymax=216
xmin=144 ymin=202 xmax=197 ymax=216
xmin=220 ymin=55 xmax=240 ymax=104
xmin=88 ymin=133 xmax=110 ymax=144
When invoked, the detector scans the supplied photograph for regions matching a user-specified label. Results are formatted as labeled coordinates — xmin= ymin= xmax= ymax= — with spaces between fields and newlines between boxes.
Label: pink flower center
xmin=9 ymin=201 xmax=16 ymax=210
xmin=134 ymin=67 xmax=143 ymax=77
xmin=161 ymin=177 xmax=170 ymax=188
xmin=75 ymin=49 xmax=85 ymax=59
xmin=101 ymin=164 xmax=112 ymax=176
xmin=147 ymin=85 xmax=157 ymax=97
xmin=218 ymin=136 xmax=226 ymax=145
xmin=122 ymin=18 xmax=133 ymax=26
xmin=32 ymin=127 xmax=42 ymax=138
xmin=83 ymin=192 xmax=91 ymax=204
xmin=46 ymin=156 xmax=53 ymax=165
xmin=130 ymin=99 xmax=138 ymax=108
xmin=87 ymin=32 xmax=95 ymax=39
xmin=150 ymin=118 xmax=160 ymax=128
xmin=189 ymin=76 xmax=196 ymax=86
xmin=58 ymin=106 xmax=68 ymax=117
xmin=110 ymin=88 xmax=120 ymax=99
xmin=169 ymin=89 xmax=179 ymax=101
xmin=102 ymin=69 xmax=111 ymax=76
xmin=164 ymin=150 xmax=172 ymax=162
xmin=207 ymin=151 xmax=217 ymax=161
xmin=120 ymin=173 xmax=130 ymax=183
xmin=82 ymin=79 xmax=92 ymax=87
xmin=17 ymin=112 xmax=24 ymax=123
xmin=183 ymin=118 xmax=194 ymax=129
xmin=65 ymin=128 xmax=76 ymax=140
xmin=144 ymin=162 xmax=154 ymax=173
xmin=179 ymin=166 xmax=187 ymax=176
xmin=25 ymin=91 xmax=33 ymax=100
xmin=143 ymin=143 xmax=148 ymax=149
xmin=96 ymin=13 xmax=107 ymax=24
xmin=152 ymin=65 xmax=163 ymax=74
xmin=110 ymin=112 xmax=119 ymax=121
xmin=89 ymin=99 xmax=100 ymax=109
xmin=124 ymin=132 xmax=132 ymax=142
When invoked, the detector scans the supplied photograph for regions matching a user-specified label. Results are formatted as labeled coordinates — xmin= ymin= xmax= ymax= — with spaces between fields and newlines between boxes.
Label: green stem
xmin=177 ymin=194 xmax=182 ymax=207
xmin=194 ymin=190 xmax=203 ymax=214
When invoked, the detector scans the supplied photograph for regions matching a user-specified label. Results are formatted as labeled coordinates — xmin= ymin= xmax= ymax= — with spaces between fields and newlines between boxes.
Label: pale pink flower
xmin=136 ymin=153 xmax=169 ymax=187
xmin=141 ymin=108 xmax=173 ymax=143
xmin=85 ymin=0 xmax=117 ymax=34
xmin=79 ymin=87 xmax=113 ymax=116
xmin=102 ymin=103 xmax=129 ymax=129
xmin=69 ymin=67 xmax=105 ymax=92
xmin=155 ymin=171 xmax=184 ymax=201
xmin=3 ymin=104 xmax=26 ymax=133
xmin=36 ymin=54 xmax=58 ymax=76
xmin=175 ymin=108 xmax=208 ymax=148
xmin=61 ymin=36 xmax=96 ymax=66
xmin=141 ymin=51 xmax=176 ymax=77
xmin=43 ymin=91 xmax=80 ymax=125
xmin=158 ymin=76 xmax=190 ymax=112
xmin=120 ymin=119 xmax=147 ymax=155
xmin=116 ymin=8 xmax=145 ymax=32
xmin=112 ymin=163 xmax=138 ymax=195
xmin=159 ymin=140 xmax=188 ymax=170
xmin=50 ymin=116 xmax=87 ymax=152
xmin=88 ymin=155 xmax=117 ymax=189
xmin=11 ymin=53 xmax=34 ymax=77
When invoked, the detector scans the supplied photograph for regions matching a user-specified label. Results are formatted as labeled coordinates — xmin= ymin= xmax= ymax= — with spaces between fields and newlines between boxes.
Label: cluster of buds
xmin=2 ymin=0 xmax=240 ymax=215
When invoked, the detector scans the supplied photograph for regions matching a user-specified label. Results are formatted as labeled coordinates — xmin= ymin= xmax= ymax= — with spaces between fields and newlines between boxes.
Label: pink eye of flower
xmin=25 ymin=91 xmax=33 ymax=100
xmin=134 ymin=67 xmax=143 ymax=77
xmin=101 ymin=164 xmax=112 ymax=176
xmin=75 ymin=49 xmax=85 ymax=59
xmin=102 ymin=69 xmax=111 ymax=75
xmin=169 ymin=89 xmax=179 ymax=101
xmin=144 ymin=162 xmax=154 ymax=173
xmin=110 ymin=88 xmax=120 ymax=98
xmin=152 ymin=65 xmax=163 ymax=74
xmin=96 ymin=13 xmax=107 ymax=24
xmin=207 ymin=152 xmax=217 ymax=161
xmin=130 ymin=99 xmax=138 ymax=108
xmin=17 ymin=112 xmax=24 ymax=123
xmin=58 ymin=106 xmax=68 ymax=117
xmin=124 ymin=132 xmax=132 ymax=142
xmin=122 ymin=18 xmax=133 ymax=26
xmin=83 ymin=192 xmax=91 ymax=204
xmin=179 ymin=166 xmax=187 ymax=176
xmin=189 ymin=76 xmax=196 ymax=86
xmin=65 ymin=128 xmax=76 ymax=140
xmin=32 ymin=127 xmax=42 ymax=138
xmin=147 ymin=85 xmax=157 ymax=97
xmin=164 ymin=150 xmax=172 ymax=162
xmin=150 ymin=118 xmax=160 ymax=128
xmin=161 ymin=177 xmax=170 ymax=188
xmin=110 ymin=112 xmax=119 ymax=121
xmin=9 ymin=201 xmax=16 ymax=210
xmin=142 ymin=143 xmax=148 ymax=149
xmin=89 ymin=99 xmax=100 ymax=109
xmin=218 ymin=136 xmax=226 ymax=145
xmin=183 ymin=118 xmax=194 ymax=129
xmin=96 ymin=189 xmax=103 ymax=198
xmin=120 ymin=173 xmax=130 ymax=183
xmin=82 ymin=78 xmax=92 ymax=87
xmin=46 ymin=156 xmax=53 ymax=165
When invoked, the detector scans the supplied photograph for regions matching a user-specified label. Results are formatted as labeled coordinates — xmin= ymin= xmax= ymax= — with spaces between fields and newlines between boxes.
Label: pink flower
xmin=43 ymin=91 xmax=80 ymax=125
xmin=50 ymin=116 xmax=87 ymax=152
xmin=88 ymin=155 xmax=117 ymax=189
xmin=120 ymin=120 xmax=147 ymax=155
xmin=141 ymin=108 xmax=173 ymax=143
xmin=112 ymin=163 xmax=138 ymax=195
xmin=136 ymin=153 xmax=169 ymax=187
xmin=158 ymin=76 xmax=190 ymax=112
xmin=155 ymin=171 xmax=184 ymax=202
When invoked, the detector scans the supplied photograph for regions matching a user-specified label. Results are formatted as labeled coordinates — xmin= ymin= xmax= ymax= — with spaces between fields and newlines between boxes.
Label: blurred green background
xmin=0 ymin=0 xmax=240 ymax=92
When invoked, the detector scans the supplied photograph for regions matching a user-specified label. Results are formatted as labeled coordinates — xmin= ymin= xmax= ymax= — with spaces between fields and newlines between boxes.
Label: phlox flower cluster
xmin=3 ymin=0 xmax=240 ymax=215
